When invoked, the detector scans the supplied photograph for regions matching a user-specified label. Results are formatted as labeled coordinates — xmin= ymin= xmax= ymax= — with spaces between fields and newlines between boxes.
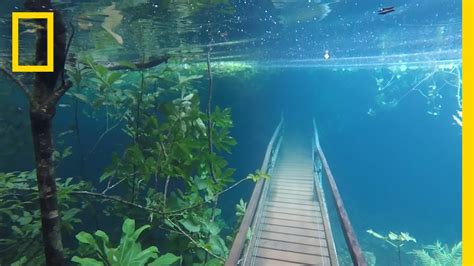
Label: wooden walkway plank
xmin=246 ymin=133 xmax=338 ymax=266
xmin=262 ymin=223 xmax=327 ymax=239
xmin=256 ymin=247 xmax=331 ymax=265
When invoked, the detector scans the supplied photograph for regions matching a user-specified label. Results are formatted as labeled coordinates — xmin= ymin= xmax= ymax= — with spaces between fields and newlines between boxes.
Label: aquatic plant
xmin=366 ymin=229 xmax=416 ymax=265
xmin=0 ymin=171 xmax=89 ymax=264
xmin=59 ymin=51 xmax=263 ymax=264
xmin=369 ymin=64 xmax=462 ymax=121
xmin=72 ymin=218 xmax=180 ymax=266
xmin=410 ymin=241 xmax=462 ymax=266
xmin=1 ymin=29 xmax=254 ymax=265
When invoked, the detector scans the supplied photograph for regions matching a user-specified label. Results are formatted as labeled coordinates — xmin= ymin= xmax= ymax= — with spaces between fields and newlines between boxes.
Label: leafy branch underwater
xmin=1 ymin=43 xmax=268 ymax=266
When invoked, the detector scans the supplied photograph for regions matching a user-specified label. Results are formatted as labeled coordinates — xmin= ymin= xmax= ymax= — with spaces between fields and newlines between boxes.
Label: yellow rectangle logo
xmin=12 ymin=12 xmax=54 ymax=73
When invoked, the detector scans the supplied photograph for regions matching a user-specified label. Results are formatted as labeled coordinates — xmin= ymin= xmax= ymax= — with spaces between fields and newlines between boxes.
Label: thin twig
xmin=44 ymin=81 xmax=73 ymax=110
xmin=396 ymin=72 xmax=435 ymax=104
xmin=206 ymin=48 xmax=216 ymax=184
xmin=70 ymin=191 xmax=161 ymax=213
xmin=102 ymin=176 xmax=127 ymax=194
xmin=165 ymin=218 xmax=225 ymax=262
xmin=164 ymin=177 xmax=251 ymax=216
xmin=0 ymin=67 xmax=32 ymax=100
xmin=86 ymin=111 xmax=127 ymax=156
xmin=62 ymin=22 xmax=75 ymax=86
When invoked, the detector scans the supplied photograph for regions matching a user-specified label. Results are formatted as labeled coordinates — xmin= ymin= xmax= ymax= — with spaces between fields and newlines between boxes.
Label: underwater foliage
xmin=410 ymin=241 xmax=462 ymax=266
xmin=72 ymin=218 xmax=180 ymax=266
xmin=65 ymin=59 xmax=241 ymax=264
xmin=0 ymin=48 xmax=262 ymax=264
xmin=0 ymin=171 xmax=89 ymax=264
xmin=366 ymin=229 xmax=416 ymax=266
xmin=368 ymin=64 xmax=462 ymax=121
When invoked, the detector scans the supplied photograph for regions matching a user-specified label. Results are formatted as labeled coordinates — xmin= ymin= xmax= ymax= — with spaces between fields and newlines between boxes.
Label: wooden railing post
xmin=226 ymin=119 xmax=284 ymax=265
xmin=313 ymin=120 xmax=367 ymax=266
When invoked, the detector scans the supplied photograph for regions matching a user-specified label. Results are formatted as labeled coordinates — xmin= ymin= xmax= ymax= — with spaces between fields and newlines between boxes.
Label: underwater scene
xmin=0 ymin=0 xmax=462 ymax=265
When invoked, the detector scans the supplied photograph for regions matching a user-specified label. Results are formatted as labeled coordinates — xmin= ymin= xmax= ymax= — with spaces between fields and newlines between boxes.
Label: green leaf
xmin=94 ymin=230 xmax=110 ymax=253
xmin=149 ymin=253 xmax=180 ymax=266
xmin=107 ymin=72 xmax=123 ymax=86
xmin=72 ymin=93 xmax=89 ymax=103
xmin=205 ymin=221 xmax=221 ymax=236
xmin=208 ymin=235 xmax=227 ymax=256
xmin=205 ymin=258 xmax=222 ymax=266
xmin=71 ymin=256 xmax=104 ymax=266
xmin=76 ymin=232 xmax=98 ymax=249
xmin=179 ymin=218 xmax=201 ymax=233
xmin=122 ymin=218 xmax=136 ymax=236
xmin=178 ymin=75 xmax=202 ymax=84
xmin=99 ymin=170 xmax=114 ymax=182
xmin=11 ymin=256 xmax=27 ymax=266
xmin=132 ymin=224 xmax=151 ymax=242
xmin=72 ymin=218 xmax=175 ymax=265
xmin=132 ymin=246 xmax=158 ymax=264
xmin=94 ymin=64 xmax=108 ymax=78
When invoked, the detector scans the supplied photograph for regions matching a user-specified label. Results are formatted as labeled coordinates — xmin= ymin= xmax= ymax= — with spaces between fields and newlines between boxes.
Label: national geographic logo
xmin=11 ymin=12 xmax=54 ymax=72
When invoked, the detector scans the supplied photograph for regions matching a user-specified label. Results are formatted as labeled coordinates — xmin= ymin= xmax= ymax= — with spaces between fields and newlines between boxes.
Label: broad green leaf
xmin=71 ymin=256 xmax=104 ymax=266
xmin=132 ymin=246 xmax=158 ymax=264
xmin=99 ymin=170 xmax=114 ymax=182
xmin=76 ymin=232 xmax=98 ymax=249
xmin=94 ymin=64 xmax=108 ymax=78
xmin=182 ymin=93 xmax=194 ymax=101
xmin=205 ymin=258 xmax=222 ymax=266
xmin=179 ymin=218 xmax=200 ymax=233
xmin=132 ymin=224 xmax=151 ymax=241
xmin=122 ymin=218 xmax=136 ymax=237
xmin=178 ymin=75 xmax=202 ymax=84
xmin=11 ymin=256 xmax=27 ymax=266
xmin=208 ymin=235 xmax=227 ymax=256
xmin=148 ymin=253 xmax=180 ymax=266
xmin=205 ymin=221 xmax=221 ymax=236
xmin=94 ymin=230 xmax=110 ymax=253
xmin=72 ymin=93 xmax=89 ymax=103
xmin=107 ymin=72 xmax=123 ymax=85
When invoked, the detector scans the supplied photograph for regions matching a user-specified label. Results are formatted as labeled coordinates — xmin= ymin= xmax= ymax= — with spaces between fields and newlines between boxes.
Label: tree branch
xmin=206 ymin=48 xmax=217 ymax=183
xmin=69 ymin=191 xmax=162 ymax=213
xmin=165 ymin=218 xmax=225 ymax=262
xmin=43 ymin=81 xmax=73 ymax=110
xmin=0 ymin=67 xmax=32 ymax=100
xmin=86 ymin=110 xmax=127 ymax=157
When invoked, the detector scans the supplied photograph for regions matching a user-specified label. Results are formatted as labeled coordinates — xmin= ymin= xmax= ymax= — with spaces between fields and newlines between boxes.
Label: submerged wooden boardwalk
xmin=246 ymin=135 xmax=338 ymax=265
xmin=226 ymin=119 xmax=367 ymax=266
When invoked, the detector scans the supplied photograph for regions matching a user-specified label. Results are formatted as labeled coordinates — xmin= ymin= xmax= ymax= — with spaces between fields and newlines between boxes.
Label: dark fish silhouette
xmin=378 ymin=6 xmax=395 ymax=15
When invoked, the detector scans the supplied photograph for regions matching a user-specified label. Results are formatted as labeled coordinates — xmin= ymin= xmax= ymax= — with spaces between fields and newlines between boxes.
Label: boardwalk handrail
xmin=226 ymin=118 xmax=284 ymax=265
xmin=313 ymin=120 xmax=367 ymax=266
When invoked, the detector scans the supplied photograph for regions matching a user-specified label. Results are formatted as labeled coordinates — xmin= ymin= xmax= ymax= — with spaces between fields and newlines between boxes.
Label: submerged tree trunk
xmin=24 ymin=0 xmax=70 ymax=264
xmin=30 ymin=109 xmax=63 ymax=265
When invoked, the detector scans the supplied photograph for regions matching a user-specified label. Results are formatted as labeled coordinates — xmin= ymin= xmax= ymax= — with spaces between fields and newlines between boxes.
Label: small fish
xmin=378 ymin=6 xmax=395 ymax=15
xmin=58 ymin=104 xmax=71 ymax=108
